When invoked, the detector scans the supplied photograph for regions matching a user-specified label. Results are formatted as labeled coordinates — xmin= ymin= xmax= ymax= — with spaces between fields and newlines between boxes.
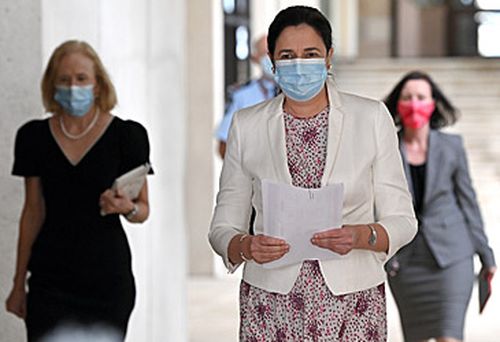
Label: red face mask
xmin=397 ymin=100 xmax=435 ymax=129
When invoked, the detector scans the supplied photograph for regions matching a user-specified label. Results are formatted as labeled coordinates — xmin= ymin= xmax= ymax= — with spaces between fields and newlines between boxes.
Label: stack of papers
xmin=112 ymin=163 xmax=151 ymax=200
xmin=262 ymin=179 xmax=344 ymax=269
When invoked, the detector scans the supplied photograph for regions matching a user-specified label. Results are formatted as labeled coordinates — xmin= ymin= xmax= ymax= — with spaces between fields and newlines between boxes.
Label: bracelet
xmin=125 ymin=204 xmax=139 ymax=220
xmin=367 ymin=224 xmax=378 ymax=246
xmin=239 ymin=234 xmax=252 ymax=262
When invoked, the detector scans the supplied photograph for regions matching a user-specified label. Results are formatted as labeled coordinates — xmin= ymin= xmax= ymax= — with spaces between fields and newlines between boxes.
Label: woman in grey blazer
xmin=384 ymin=71 xmax=497 ymax=342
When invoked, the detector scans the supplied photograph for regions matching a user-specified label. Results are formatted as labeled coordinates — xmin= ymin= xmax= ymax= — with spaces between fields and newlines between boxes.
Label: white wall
xmin=0 ymin=1 xmax=43 ymax=341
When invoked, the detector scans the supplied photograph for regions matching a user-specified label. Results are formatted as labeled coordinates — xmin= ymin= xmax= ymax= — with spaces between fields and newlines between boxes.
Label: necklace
xmin=285 ymin=102 xmax=329 ymax=119
xmin=59 ymin=108 xmax=100 ymax=140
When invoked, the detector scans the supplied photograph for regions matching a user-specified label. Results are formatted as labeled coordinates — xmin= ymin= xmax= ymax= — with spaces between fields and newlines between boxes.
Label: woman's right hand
xmin=5 ymin=286 xmax=27 ymax=319
xmin=249 ymin=234 xmax=290 ymax=264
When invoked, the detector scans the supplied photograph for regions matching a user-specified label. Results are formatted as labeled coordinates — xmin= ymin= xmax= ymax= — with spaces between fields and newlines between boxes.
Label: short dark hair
xmin=384 ymin=71 xmax=458 ymax=129
xmin=267 ymin=6 xmax=332 ymax=59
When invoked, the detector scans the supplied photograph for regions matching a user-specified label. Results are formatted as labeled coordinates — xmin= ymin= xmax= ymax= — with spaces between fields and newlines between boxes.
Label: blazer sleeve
xmin=453 ymin=136 xmax=496 ymax=268
xmin=372 ymin=102 xmax=418 ymax=260
xmin=209 ymin=111 xmax=253 ymax=272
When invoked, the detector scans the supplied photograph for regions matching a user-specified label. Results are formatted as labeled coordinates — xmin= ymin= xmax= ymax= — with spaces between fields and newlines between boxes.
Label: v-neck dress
xmin=12 ymin=117 xmax=152 ymax=341
xmin=239 ymin=108 xmax=387 ymax=341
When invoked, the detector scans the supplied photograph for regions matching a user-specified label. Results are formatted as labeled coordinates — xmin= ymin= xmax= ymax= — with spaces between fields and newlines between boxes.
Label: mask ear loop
xmin=326 ymin=62 xmax=335 ymax=78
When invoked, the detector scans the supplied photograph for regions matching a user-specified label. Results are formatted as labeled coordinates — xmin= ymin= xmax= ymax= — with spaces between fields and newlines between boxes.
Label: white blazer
xmin=209 ymin=78 xmax=417 ymax=295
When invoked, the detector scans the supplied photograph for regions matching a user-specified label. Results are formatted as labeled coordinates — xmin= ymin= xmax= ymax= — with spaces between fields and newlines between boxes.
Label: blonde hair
xmin=41 ymin=40 xmax=117 ymax=114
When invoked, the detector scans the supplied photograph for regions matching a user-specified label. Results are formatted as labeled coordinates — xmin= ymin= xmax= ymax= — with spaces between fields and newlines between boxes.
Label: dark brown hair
xmin=384 ymin=70 xmax=458 ymax=129
xmin=267 ymin=6 xmax=332 ymax=59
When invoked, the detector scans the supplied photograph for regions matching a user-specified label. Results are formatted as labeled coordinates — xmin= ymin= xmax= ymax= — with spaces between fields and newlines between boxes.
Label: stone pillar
xmin=358 ymin=0 xmax=392 ymax=57
xmin=250 ymin=0 xmax=280 ymax=40
xmin=1 ymin=0 xmax=188 ymax=340
xmin=397 ymin=0 xmax=421 ymax=57
xmin=0 ymin=1 xmax=42 ymax=341
xmin=249 ymin=0 xmax=320 ymax=78
xmin=421 ymin=5 xmax=448 ymax=56
xmin=250 ymin=0 xmax=321 ymax=43
xmin=185 ymin=0 xmax=218 ymax=276
xmin=140 ymin=1 xmax=188 ymax=339
xmin=329 ymin=0 xmax=359 ymax=59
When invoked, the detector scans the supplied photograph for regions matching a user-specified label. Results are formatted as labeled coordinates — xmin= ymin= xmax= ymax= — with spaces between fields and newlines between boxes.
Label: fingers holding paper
xmin=250 ymin=235 xmax=290 ymax=264
xmin=311 ymin=225 xmax=358 ymax=255
xmin=99 ymin=188 xmax=134 ymax=216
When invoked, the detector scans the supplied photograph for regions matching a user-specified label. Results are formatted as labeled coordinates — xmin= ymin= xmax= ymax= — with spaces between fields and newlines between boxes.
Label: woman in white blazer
xmin=384 ymin=71 xmax=496 ymax=342
xmin=209 ymin=6 xmax=417 ymax=341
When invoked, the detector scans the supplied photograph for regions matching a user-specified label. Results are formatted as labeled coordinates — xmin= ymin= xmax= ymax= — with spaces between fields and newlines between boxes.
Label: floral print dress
xmin=239 ymin=107 xmax=387 ymax=342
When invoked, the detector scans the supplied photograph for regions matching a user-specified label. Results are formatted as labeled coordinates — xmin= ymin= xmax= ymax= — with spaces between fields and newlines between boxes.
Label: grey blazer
xmin=397 ymin=129 xmax=495 ymax=269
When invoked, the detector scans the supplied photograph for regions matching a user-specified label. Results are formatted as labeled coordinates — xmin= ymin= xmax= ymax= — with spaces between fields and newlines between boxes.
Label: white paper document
xmin=262 ymin=179 xmax=344 ymax=269
xmin=112 ymin=163 xmax=151 ymax=200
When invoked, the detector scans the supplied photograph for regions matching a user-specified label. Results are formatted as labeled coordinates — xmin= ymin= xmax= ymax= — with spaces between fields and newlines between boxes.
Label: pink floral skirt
xmin=239 ymin=261 xmax=386 ymax=342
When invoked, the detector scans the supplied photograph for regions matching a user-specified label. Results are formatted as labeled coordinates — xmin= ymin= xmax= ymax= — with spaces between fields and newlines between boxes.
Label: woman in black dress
xmin=5 ymin=40 xmax=152 ymax=341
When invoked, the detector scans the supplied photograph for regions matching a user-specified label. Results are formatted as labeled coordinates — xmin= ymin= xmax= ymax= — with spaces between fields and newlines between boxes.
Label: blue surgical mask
xmin=274 ymin=58 xmax=327 ymax=102
xmin=54 ymin=85 xmax=95 ymax=117
xmin=259 ymin=55 xmax=274 ymax=78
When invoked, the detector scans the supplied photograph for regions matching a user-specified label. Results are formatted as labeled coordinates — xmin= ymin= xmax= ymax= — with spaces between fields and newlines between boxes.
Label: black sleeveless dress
xmin=12 ymin=117 xmax=152 ymax=341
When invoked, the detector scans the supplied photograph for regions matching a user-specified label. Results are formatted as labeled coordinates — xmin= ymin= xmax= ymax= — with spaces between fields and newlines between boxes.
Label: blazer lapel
xmin=267 ymin=94 xmax=293 ymax=184
xmin=424 ymin=129 xmax=445 ymax=210
xmin=267 ymin=78 xmax=345 ymax=186
xmin=321 ymin=79 xmax=345 ymax=186
xmin=423 ymin=130 xmax=442 ymax=208
xmin=399 ymin=130 xmax=443 ymax=210
xmin=399 ymin=132 xmax=415 ymax=199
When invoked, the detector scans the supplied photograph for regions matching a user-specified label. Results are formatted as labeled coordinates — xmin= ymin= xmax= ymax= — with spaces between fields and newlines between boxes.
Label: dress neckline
xmin=284 ymin=105 xmax=329 ymax=121
xmin=48 ymin=116 xmax=116 ymax=167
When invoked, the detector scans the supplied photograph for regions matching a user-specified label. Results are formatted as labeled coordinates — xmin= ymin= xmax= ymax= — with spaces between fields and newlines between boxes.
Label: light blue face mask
xmin=259 ymin=55 xmax=274 ymax=78
xmin=274 ymin=58 xmax=328 ymax=102
xmin=54 ymin=85 xmax=95 ymax=117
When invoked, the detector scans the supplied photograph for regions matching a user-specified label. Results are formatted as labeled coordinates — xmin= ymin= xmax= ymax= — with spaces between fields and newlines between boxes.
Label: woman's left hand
xmin=99 ymin=189 xmax=134 ymax=216
xmin=481 ymin=266 xmax=497 ymax=280
xmin=311 ymin=225 xmax=361 ymax=255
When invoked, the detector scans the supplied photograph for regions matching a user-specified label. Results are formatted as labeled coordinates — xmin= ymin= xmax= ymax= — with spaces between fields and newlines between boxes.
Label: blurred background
xmin=0 ymin=0 xmax=499 ymax=341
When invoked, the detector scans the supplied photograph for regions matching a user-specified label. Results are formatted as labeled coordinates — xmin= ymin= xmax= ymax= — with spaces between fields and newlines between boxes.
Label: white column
xmin=279 ymin=0 xmax=320 ymax=10
xmin=250 ymin=1 xmax=281 ymax=40
xmin=397 ymin=0 xmax=421 ymax=57
xmin=251 ymin=0 xmax=322 ymax=40
xmin=185 ymin=0 xmax=219 ymax=276
xmin=249 ymin=0 xmax=321 ymax=79
xmin=0 ymin=1 xmax=42 ymax=341
xmin=330 ymin=0 xmax=359 ymax=59
xmin=142 ymin=0 xmax=187 ymax=340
